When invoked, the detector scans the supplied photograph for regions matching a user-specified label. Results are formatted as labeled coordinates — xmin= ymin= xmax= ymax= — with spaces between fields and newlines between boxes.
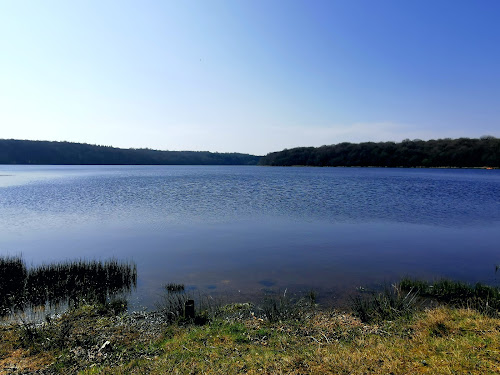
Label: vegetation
xmin=260 ymin=289 xmax=316 ymax=323
xmin=0 ymin=257 xmax=136 ymax=317
xmin=350 ymin=284 xmax=419 ymax=323
xmin=0 ymin=257 xmax=27 ymax=315
xmin=1 ymin=279 xmax=499 ymax=374
xmin=400 ymin=278 xmax=500 ymax=316
xmin=0 ymin=139 xmax=260 ymax=165
xmin=3 ymin=137 xmax=499 ymax=167
xmin=259 ymin=136 xmax=500 ymax=167
xmin=156 ymin=284 xmax=200 ymax=324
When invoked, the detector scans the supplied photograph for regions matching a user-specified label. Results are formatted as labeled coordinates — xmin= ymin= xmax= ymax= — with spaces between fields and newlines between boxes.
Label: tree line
xmin=259 ymin=137 xmax=500 ymax=168
xmin=0 ymin=139 xmax=260 ymax=165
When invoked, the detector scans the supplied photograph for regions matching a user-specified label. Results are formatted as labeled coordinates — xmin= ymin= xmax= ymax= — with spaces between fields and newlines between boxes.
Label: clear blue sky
xmin=1 ymin=0 xmax=499 ymax=155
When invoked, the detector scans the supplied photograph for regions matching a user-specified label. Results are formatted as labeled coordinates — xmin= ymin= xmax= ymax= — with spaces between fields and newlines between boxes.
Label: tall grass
xmin=0 ymin=256 xmax=137 ymax=316
xmin=156 ymin=283 xmax=191 ymax=322
xmin=259 ymin=289 xmax=316 ymax=323
xmin=0 ymin=256 xmax=27 ymax=314
xmin=400 ymin=278 xmax=500 ymax=315
xmin=156 ymin=283 xmax=218 ymax=324
xmin=350 ymin=284 xmax=419 ymax=323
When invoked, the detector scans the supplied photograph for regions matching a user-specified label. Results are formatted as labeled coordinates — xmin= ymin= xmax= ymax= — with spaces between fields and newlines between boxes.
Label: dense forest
xmin=2 ymin=138 xmax=499 ymax=167
xmin=259 ymin=137 xmax=500 ymax=168
xmin=0 ymin=139 xmax=260 ymax=165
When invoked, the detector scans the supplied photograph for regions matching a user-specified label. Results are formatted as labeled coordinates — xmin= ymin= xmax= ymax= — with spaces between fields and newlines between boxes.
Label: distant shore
xmin=259 ymin=137 xmax=500 ymax=168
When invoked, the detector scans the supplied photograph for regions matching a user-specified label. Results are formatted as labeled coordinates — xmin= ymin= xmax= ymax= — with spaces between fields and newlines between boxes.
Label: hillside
xmin=0 ymin=139 xmax=260 ymax=165
xmin=259 ymin=137 xmax=500 ymax=168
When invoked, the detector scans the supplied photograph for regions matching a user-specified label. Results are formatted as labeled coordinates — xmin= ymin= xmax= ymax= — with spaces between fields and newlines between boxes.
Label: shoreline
xmin=1 ymin=300 xmax=499 ymax=374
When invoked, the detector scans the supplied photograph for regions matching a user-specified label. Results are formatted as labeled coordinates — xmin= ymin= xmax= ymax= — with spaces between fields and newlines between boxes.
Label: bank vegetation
xmin=260 ymin=136 xmax=500 ymax=168
xmin=1 ymin=279 xmax=499 ymax=374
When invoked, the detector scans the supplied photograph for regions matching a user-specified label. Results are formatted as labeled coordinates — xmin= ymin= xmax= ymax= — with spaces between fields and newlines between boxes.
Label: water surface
xmin=1 ymin=166 xmax=499 ymax=308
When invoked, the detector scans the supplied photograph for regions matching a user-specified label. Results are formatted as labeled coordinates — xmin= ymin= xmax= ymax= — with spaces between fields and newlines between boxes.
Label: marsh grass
xmin=0 ymin=256 xmax=137 ymax=317
xmin=156 ymin=283 xmax=221 ymax=324
xmin=0 ymin=256 xmax=27 ymax=315
xmin=156 ymin=285 xmax=318 ymax=326
xmin=259 ymin=289 xmax=316 ymax=323
xmin=400 ymin=278 xmax=500 ymax=316
xmin=156 ymin=284 xmax=190 ymax=322
xmin=350 ymin=284 xmax=419 ymax=323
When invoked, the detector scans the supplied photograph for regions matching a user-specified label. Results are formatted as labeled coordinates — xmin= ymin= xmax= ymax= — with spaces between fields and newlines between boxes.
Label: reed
xmin=157 ymin=283 xmax=229 ymax=324
xmin=0 ymin=256 xmax=137 ymax=316
xmin=400 ymin=277 xmax=500 ymax=315
xmin=156 ymin=284 xmax=191 ymax=322
xmin=259 ymin=289 xmax=314 ymax=323
xmin=0 ymin=256 xmax=27 ymax=314
xmin=350 ymin=284 xmax=419 ymax=323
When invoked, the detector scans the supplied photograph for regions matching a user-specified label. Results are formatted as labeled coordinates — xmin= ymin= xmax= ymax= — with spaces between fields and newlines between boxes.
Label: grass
xmin=156 ymin=283 xmax=217 ymax=324
xmin=3 ymin=304 xmax=496 ymax=374
xmin=1 ymin=278 xmax=500 ymax=374
xmin=350 ymin=284 xmax=419 ymax=323
xmin=0 ymin=302 xmax=165 ymax=374
xmin=260 ymin=290 xmax=308 ymax=323
xmin=1 ymin=280 xmax=500 ymax=374
xmin=0 ymin=257 xmax=27 ymax=314
xmin=400 ymin=277 xmax=500 ymax=315
xmin=0 ymin=256 xmax=137 ymax=317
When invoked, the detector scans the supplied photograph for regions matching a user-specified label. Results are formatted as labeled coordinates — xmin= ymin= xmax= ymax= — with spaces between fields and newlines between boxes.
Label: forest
xmin=259 ymin=137 xmax=500 ymax=168
xmin=0 ymin=139 xmax=260 ymax=165
xmin=2 ymin=137 xmax=499 ymax=167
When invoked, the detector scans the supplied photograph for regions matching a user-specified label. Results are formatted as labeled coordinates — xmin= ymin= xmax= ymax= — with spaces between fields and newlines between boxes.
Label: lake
xmin=1 ymin=165 xmax=499 ymax=309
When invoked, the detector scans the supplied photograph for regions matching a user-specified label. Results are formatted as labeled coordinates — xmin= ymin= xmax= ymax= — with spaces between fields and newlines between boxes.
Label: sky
xmin=1 ymin=1 xmax=499 ymax=155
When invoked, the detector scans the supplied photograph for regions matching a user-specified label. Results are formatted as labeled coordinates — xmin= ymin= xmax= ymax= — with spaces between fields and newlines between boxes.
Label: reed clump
xmin=350 ymin=284 xmax=419 ymax=323
xmin=400 ymin=277 xmax=500 ymax=316
xmin=0 ymin=256 xmax=137 ymax=316
xmin=156 ymin=283 xmax=222 ymax=325
xmin=0 ymin=256 xmax=27 ymax=315
xmin=156 ymin=283 xmax=191 ymax=322
xmin=259 ymin=289 xmax=317 ymax=323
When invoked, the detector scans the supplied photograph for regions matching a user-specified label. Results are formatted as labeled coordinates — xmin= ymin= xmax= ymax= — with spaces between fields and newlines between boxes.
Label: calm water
xmin=1 ymin=165 xmax=499 ymax=308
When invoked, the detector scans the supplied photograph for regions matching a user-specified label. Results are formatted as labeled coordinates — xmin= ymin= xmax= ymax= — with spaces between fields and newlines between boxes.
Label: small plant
xmin=94 ymin=298 xmax=128 ymax=316
xmin=17 ymin=320 xmax=42 ymax=351
xmin=260 ymin=289 xmax=313 ymax=323
xmin=157 ymin=288 xmax=190 ymax=322
xmin=157 ymin=283 xmax=209 ymax=323
xmin=307 ymin=289 xmax=318 ymax=306
xmin=350 ymin=284 xmax=419 ymax=323
xmin=157 ymin=284 xmax=229 ymax=324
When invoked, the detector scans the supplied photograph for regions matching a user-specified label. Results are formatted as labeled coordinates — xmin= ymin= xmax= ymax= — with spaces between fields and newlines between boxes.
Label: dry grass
xmin=1 ymin=305 xmax=499 ymax=374
xmin=82 ymin=307 xmax=500 ymax=375
xmin=0 ymin=325 xmax=54 ymax=375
